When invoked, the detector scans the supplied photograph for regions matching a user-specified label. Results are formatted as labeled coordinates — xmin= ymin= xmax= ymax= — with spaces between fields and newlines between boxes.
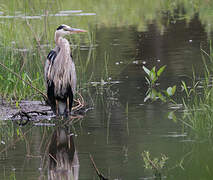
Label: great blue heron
xmin=44 ymin=24 xmax=86 ymax=116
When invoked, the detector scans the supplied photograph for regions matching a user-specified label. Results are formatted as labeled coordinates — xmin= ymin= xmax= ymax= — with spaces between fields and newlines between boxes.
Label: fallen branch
xmin=24 ymin=110 xmax=48 ymax=115
xmin=11 ymin=110 xmax=49 ymax=126
xmin=89 ymin=154 xmax=108 ymax=180
xmin=72 ymin=92 xmax=85 ymax=111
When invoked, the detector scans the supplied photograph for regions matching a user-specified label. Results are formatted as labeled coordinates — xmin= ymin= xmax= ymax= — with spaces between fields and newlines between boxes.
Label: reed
xmin=181 ymin=46 xmax=213 ymax=138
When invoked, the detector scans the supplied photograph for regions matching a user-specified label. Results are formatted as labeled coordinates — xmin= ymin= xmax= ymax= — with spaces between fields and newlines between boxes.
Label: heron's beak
xmin=69 ymin=28 xmax=87 ymax=33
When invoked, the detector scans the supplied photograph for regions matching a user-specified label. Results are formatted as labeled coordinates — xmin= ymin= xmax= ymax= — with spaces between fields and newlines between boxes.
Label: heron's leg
xmin=67 ymin=97 xmax=70 ymax=115
xmin=56 ymin=100 xmax=59 ymax=115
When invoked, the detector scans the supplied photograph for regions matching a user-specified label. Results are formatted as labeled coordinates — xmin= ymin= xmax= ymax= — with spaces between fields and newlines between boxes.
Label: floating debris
xmin=50 ymin=13 xmax=70 ymax=17
xmin=21 ymin=15 xmax=41 ymax=19
xmin=59 ymin=10 xmax=83 ymax=14
xmin=0 ymin=15 xmax=41 ymax=19
xmin=14 ymin=48 xmax=30 ymax=52
xmin=34 ymin=122 xmax=55 ymax=126
xmin=133 ymin=60 xmax=139 ymax=64
xmin=75 ymin=13 xmax=96 ymax=16
xmin=49 ymin=12 xmax=96 ymax=17
xmin=91 ymin=80 xmax=121 ymax=86
xmin=168 ymin=103 xmax=183 ymax=110
xmin=0 ymin=15 xmax=16 ymax=19
xmin=0 ymin=10 xmax=95 ymax=20
xmin=179 ymin=139 xmax=195 ymax=142
xmin=161 ymin=132 xmax=187 ymax=138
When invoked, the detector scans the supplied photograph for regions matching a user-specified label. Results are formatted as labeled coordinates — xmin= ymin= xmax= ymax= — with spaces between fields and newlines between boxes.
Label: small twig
xmin=49 ymin=153 xmax=58 ymax=165
xmin=89 ymin=154 xmax=108 ymax=180
xmin=12 ymin=110 xmax=32 ymax=119
xmin=146 ymin=156 xmax=159 ymax=172
xmin=72 ymin=92 xmax=85 ymax=111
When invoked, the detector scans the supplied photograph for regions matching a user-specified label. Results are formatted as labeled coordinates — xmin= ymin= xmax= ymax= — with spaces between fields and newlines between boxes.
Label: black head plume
xmin=56 ymin=25 xmax=65 ymax=30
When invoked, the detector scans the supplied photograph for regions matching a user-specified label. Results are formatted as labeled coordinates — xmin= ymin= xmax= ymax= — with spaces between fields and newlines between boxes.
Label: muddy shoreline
xmin=0 ymin=98 xmax=52 ymax=120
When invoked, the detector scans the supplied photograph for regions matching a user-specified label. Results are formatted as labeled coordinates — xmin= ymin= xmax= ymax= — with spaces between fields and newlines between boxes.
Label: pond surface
xmin=1 ymin=2 xmax=213 ymax=180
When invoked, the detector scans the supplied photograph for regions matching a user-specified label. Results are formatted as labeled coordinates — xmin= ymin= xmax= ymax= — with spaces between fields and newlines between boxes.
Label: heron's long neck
xmin=55 ymin=33 xmax=71 ymax=55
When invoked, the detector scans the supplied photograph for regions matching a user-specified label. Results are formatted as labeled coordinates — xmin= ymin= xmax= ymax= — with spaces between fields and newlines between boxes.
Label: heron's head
xmin=55 ymin=24 xmax=87 ymax=37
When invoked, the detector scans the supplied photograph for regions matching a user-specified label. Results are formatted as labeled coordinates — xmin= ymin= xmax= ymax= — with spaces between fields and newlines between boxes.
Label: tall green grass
xmin=181 ymin=46 xmax=213 ymax=138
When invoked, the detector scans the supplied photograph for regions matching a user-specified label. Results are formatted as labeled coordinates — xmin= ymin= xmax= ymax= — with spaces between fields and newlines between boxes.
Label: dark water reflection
xmin=1 ymin=14 xmax=213 ymax=180
xmin=48 ymin=127 xmax=79 ymax=180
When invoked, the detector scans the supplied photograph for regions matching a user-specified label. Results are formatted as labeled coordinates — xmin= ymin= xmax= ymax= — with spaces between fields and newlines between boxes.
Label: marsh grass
xmin=0 ymin=20 xmax=90 ymax=101
xmin=181 ymin=46 xmax=213 ymax=138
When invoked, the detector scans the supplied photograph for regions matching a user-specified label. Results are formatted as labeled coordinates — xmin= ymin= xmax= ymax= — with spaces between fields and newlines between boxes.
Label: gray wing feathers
xmin=44 ymin=47 xmax=60 ymax=87
xmin=70 ymin=61 xmax=76 ymax=94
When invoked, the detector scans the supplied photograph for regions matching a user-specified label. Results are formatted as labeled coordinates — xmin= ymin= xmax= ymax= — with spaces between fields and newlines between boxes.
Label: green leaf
xmin=167 ymin=87 xmax=173 ymax=96
xmin=168 ymin=111 xmax=177 ymax=123
xmin=151 ymin=66 xmax=156 ymax=72
xmin=150 ymin=89 xmax=158 ymax=100
xmin=145 ymin=76 xmax=151 ymax=85
xmin=143 ymin=66 xmax=150 ymax=76
xmin=144 ymin=93 xmax=150 ymax=102
xmin=181 ymin=81 xmax=189 ymax=96
xmin=150 ymin=71 xmax=156 ymax=81
xmin=16 ymin=128 xmax=20 ymax=136
xmin=158 ymin=92 xmax=166 ymax=102
xmin=157 ymin=65 xmax=166 ymax=77
xmin=15 ymin=101 xmax=19 ymax=108
xmin=172 ymin=85 xmax=176 ymax=95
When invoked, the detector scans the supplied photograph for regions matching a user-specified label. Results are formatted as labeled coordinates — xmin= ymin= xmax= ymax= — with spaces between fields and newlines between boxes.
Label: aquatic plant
xmin=142 ymin=151 xmax=168 ymax=179
xmin=143 ymin=65 xmax=166 ymax=88
xmin=179 ymin=46 xmax=213 ymax=138
xmin=143 ymin=65 xmax=176 ymax=103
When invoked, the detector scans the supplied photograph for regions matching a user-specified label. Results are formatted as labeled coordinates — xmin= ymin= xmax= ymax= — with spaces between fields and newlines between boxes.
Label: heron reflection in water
xmin=48 ymin=127 xmax=79 ymax=180
xmin=44 ymin=24 xmax=86 ymax=116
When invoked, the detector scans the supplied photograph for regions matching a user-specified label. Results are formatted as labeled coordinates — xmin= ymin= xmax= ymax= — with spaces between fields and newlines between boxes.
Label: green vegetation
xmin=143 ymin=65 xmax=166 ymax=88
xmin=142 ymin=151 xmax=168 ymax=179
xmin=143 ymin=65 xmax=176 ymax=103
xmin=0 ymin=0 xmax=213 ymax=101
xmin=142 ymin=46 xmax=213 ymax=138
xmin=180 ymin=48 xmax=213 ymax=138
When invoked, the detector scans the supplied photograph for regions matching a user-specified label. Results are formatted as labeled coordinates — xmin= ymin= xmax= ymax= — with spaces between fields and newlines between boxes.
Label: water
xmin=1 ymin=2 xmax=213 ymax=180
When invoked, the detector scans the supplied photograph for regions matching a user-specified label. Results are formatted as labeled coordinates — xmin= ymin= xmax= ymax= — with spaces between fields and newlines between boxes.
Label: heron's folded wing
xmin=44 ymin=47 xmax=60 ymax=86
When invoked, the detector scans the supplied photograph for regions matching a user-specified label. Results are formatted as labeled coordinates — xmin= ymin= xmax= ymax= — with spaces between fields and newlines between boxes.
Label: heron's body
xmin=44 ymin=25 xmax=86 ymax=116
